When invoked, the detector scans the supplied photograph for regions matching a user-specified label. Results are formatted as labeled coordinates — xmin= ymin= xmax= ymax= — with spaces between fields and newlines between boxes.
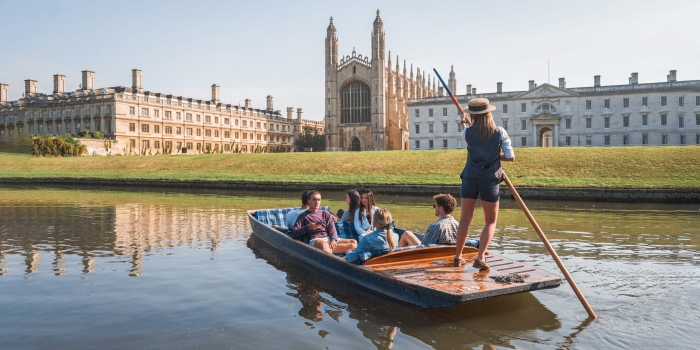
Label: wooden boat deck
xmin=363 ymin=246 xmax=562 ymax=302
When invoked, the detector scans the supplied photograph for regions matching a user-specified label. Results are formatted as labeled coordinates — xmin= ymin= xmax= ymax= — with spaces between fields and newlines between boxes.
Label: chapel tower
xmin=324 ymin=11 xmax=437 ymax=151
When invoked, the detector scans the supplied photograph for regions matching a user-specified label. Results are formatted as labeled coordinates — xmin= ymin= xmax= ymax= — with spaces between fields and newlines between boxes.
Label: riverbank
xmin=1 ymin=146 xmax=699 ymax=202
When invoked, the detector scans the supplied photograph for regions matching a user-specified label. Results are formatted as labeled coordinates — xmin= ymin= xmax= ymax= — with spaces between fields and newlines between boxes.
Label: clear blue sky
xmin=2 ymin=0 xmax=699 ymax=120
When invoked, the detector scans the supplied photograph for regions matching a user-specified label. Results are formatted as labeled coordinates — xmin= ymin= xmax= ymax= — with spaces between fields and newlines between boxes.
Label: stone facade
xmin=324 ymin=11 xmax=437 ymax=151
xmin=0 ymin=70 xmax=323 ymax=155
xmin=409 ymin=71 xmax=700 ymax=149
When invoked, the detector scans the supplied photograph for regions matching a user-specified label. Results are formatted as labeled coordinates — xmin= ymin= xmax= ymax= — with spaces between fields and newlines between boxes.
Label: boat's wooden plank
xmin=363 ymin=246 xmax=479 ymax=267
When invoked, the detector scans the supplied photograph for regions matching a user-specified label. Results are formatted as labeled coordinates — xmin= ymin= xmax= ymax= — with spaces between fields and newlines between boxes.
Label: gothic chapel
xmin=324 ymin=11 xmax=439 ymax=151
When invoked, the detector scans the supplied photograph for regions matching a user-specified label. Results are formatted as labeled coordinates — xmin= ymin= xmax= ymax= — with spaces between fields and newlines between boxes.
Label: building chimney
xmin=630 ymin=72 xmax=639 ymax=85
xmin=297 ymin=108 xmax=303 ymax=121
xmin=528 ymin=80 xmax=535 ymax=90
xmin=244 ymin=99 xmax=252 ymax=109
xmin=266 ymin=95 xmax=273 ymax=110
xmin=466 ymin=84 xmax=472 ymax=95
xmin=24 ymin=79 xmax=38 ymax=95
xmin=211 ymin=84 xmax=220 ymax=103
xmin=559 ymin=77 xmax=566 ymax=88
xmin=81 ymin=70 xmax=94 ymax=90
xmin=0 ymin=84 xmax=8 ymax=102
xmin=132 ymin=69 xmax=142 ymax=91
xmin=287 ymin=107 xmax=294 ymax=119
xmin=669 ymin=70 xmax=677 ymax=83
xmin=438 ymin=86 xmax=444 ymax=97
xmin=472 ymin=88 xmax=477 ymax=95
xmin=496 ymin=82 xmax=502 ymax=94
xmin=594 ymin=75 xmax=601 ymax=87
xmin=53 ymin=74 xmax=66 ymax=93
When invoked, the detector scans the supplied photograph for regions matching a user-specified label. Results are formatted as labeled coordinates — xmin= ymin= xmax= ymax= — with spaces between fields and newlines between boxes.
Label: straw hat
xmin=466 ymin=98 xmax=496 ymax=115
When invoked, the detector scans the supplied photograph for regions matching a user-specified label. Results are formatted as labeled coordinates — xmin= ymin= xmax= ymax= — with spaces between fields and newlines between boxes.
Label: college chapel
xmin=324 ymin=11 xmax=441 ymax=151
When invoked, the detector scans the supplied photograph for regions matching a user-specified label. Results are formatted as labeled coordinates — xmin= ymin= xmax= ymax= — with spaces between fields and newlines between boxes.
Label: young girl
xmin=453 ymin=98 xmax=514 ymax=270
xmin=353 ymin=189 xmax=377 ymax=237
xmin=345 ymin=208 xmax=399 ymax=264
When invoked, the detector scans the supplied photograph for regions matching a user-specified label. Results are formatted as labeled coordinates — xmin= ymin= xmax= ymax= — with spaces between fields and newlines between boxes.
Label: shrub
xmin=32 ymin=134 xmax=87 ymax=157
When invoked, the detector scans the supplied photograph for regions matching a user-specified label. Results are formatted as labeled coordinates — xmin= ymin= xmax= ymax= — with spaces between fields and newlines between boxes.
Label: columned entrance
xmin=539 ymin=127 xmax=553 ymax=147
xmin=351 ymin=137 xmax=361 ymax=151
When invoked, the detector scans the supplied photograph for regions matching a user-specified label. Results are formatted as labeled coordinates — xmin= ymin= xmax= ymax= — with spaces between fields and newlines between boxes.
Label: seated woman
xmin=338 ymin=190 xmax=361 ymax=223
xmin=353 ymin=189 xmax=377 ymax=237
xmin=345 ymin=208 xmax=399 ymax=264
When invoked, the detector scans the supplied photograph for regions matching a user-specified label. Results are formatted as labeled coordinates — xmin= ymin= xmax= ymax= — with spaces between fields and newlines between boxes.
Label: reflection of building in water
xmin=0 ymin=200 xmax=248 ymax=276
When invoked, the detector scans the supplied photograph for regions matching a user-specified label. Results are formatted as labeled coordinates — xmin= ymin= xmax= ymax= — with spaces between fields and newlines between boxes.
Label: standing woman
xmin=353 ymin=189 xmax=377 ymax=237
xmin=453 ymin=98 xmax=514 ymax=269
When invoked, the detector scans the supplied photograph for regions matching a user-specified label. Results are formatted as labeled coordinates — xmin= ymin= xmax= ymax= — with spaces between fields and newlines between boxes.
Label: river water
xmin=0 ymin=186 xmax=698 ymax=349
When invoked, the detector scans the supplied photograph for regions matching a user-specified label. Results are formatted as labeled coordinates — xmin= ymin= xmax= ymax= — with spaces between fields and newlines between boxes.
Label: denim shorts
xmin=309 ymin=237 xmax=332 ymax=246
xmin=460 ymin=176 xmax=501 ymax=202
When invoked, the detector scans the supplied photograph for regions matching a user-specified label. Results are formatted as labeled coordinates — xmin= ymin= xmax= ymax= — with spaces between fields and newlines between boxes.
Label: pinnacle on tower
xmin=395 ymin=55 xmax=399 ymax=73
xmin=327 ymin=16 xmax=336 ymax=31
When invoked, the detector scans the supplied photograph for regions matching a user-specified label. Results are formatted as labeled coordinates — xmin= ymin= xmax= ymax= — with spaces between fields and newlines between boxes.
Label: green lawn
xmin=1 ymin=146 xmax=699 ymax=188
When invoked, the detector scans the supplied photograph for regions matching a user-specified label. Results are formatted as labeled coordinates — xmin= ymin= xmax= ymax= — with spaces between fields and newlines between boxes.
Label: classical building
xmin=324 ymin=11 xmax=438 ymax=151
xmin=409 ymin=70 xmax=700 ymax=149
xmin=0 ymin=70 xmax=323 ymax=154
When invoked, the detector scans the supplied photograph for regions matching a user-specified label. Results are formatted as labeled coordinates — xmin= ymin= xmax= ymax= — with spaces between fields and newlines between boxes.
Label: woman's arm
xmin=353 ymin=209 xmax=365 ymax=236
xmin=499 ymin=127 xmax=515 ymax=161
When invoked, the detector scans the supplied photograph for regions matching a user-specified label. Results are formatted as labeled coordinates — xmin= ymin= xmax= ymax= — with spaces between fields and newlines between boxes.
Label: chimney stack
xmin=0 ymin=84 xmax=8 ymax=102
xmin=266 ymin=95 xmax=273 ymax=110
xmin=132 ymin=69 xmax=142 ymax=91
xmin=53 ymin=74 xmax=66 ymax=93
xmin=211 ymin=84 xmax=220 ymax=103
xmin=286 ymin=107 xmax=294 ymax=119
xmin=81 ymin=70 xmax=94 ymax=90
xmin=24 ymin=79 xmax=38 ymax=95
xmin=630 ymin=72 xmax=639 ymax=85
xmin=669 ymin=70 xmax=677 ymax=83
xmin=472 ymin=88 xmax=477 ymax=95
xmin=496 ymin=82 xmax=502 ymax=94
xmin=438 ymin=86 xmax=444 ymax=97
xmin=594 ymin=75 xmax=601 ymax=87
xmin=297 ymin=108 xmax=303 ymax=121
xmin=528 ymin=80 xmax=535 ymax=90
xmin=466 ymin=84 xmax=472 ymax=95
xmin=559 ymin=77 xmax=566 ymax=88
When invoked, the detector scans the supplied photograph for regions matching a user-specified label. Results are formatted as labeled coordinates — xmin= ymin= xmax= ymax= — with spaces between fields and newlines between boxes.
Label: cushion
xmin=335 ymin=221 xmax=358 ymax=241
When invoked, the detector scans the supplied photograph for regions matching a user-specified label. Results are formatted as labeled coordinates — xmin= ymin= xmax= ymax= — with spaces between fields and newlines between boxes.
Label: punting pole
xmin=433 ymin=68 xmax=598 ymax=319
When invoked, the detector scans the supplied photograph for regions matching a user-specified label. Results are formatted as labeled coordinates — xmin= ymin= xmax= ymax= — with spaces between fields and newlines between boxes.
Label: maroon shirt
xmin=288 ymin=210 xmax=338 ymax=241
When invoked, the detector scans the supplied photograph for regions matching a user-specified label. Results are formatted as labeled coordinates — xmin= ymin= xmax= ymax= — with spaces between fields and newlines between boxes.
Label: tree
xmin=294 ymin=126 xmax=326 ymax=152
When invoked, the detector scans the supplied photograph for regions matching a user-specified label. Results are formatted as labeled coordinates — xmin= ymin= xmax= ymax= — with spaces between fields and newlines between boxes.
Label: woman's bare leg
xmin=398 ymin=231 xmax=422 ymax=247
xmin=454 ymin=198 xmax=478 ymax=260
xmin=477 ymin=200 xmax=499 ymax=261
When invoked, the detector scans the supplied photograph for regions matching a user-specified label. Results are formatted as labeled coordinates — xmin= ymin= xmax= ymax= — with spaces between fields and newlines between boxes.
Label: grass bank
xmin=0 ymin=146 xmax=699 ymax=188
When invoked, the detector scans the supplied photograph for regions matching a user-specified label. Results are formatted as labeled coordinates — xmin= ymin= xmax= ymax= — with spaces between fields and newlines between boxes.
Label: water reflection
xmin=0 ymin=197 xmax=248 ymax=276
xmin=248 ymin=234 xmax=562 ymax=349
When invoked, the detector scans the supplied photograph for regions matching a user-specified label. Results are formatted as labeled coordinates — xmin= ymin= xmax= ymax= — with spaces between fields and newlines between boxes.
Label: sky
xmin=1 ymin=0 xmax=699 ymax=121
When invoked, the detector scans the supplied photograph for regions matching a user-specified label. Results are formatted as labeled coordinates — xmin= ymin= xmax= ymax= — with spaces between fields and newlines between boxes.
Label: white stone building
xmin=408 ymin=70 xmax=700 ymax=149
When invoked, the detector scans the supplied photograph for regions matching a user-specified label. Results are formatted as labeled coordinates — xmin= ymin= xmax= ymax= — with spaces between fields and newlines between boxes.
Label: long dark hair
xmin=346 ymin=190 xmax=361 ymax=222
xmin=471 ymin=111 xmax=496 ymax=141
xmin=360 ymin=189 xmax=376 ymax=223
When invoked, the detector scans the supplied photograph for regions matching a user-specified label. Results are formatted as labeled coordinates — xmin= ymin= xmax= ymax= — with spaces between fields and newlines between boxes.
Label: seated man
xmin=288 ymin=190 xmax=357 ymax=254
xmin=284 ymin=190 xmax=312 ymax=230
xmin=399 ymin=193 xmax=478 ymax=247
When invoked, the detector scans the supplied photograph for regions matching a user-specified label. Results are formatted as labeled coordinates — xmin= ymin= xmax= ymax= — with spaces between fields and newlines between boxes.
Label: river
xmin=0 ymin=186 xmax=698 ymax=349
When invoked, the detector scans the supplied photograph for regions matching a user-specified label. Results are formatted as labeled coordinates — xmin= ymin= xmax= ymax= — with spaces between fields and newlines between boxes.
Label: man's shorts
xmin=309 ymin=237 xmax=332 ymax=246
xmin=460 ymin=177 xmax=501 ymax=202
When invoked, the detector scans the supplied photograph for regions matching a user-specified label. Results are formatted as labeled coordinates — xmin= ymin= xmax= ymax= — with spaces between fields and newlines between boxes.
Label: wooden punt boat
xmin=248 ymin=210 xmax=562 ymax=308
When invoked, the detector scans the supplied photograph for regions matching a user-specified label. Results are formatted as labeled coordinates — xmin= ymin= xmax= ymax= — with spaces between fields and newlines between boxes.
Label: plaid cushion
xmin=334 ymin=221 xmax=358 ymax=241
xmin=255 ymin=208 xmax=298 ymax=228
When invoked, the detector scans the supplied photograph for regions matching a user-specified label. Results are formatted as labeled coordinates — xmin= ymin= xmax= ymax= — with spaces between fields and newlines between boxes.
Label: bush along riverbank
xmin=1 ymin=146 xmax=699 ymax=191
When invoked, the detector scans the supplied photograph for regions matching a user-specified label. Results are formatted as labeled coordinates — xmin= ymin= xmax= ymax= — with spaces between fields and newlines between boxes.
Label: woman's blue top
xmin=345 ymin=229 xmax=399 ymax=264
xmin=353 ymin=206 xmax=377 ymax=236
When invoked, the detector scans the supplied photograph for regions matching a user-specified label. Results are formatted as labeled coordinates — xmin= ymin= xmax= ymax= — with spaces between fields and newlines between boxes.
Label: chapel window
xmin=340 ymin=81 xmax=371 ymax=124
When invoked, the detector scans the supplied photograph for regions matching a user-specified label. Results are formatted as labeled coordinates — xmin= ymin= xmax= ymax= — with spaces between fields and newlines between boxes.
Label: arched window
xmin=535 ymin=104 xmax=557 ymax=114
xmin=340 ymin=81 xmax=371 ymax=124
